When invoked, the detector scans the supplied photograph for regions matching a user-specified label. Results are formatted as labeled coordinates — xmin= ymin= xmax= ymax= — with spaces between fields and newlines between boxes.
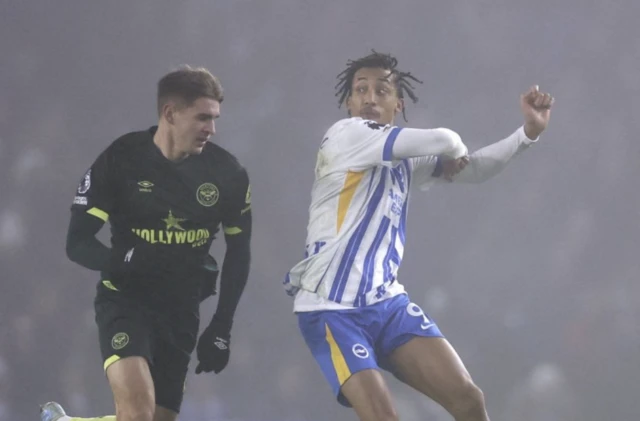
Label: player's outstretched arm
xmin=319 ymin=119 xmax=468 ymax=173
xmin=443 ymin=85 xmax=554 ymax=183
xmin=441 ymin=126 xmax=535 ymax=183
xmin=392 ymin=127 xmax=468 ymax=161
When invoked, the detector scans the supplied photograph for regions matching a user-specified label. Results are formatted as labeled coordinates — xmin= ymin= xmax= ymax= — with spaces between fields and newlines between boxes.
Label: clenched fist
xmin=520 ymin=85 xmax=555 ymax=139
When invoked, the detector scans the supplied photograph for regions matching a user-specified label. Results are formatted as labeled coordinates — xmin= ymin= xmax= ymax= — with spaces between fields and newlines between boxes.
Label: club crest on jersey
xmin=352 ymin=343 xmax=370 ymax=359
xmin=111 ymin=332 xmax=129 ymax=350
xmin=196 ymin=183 xmax=219 ymax=207
xmin=77 ymin=169 xmax=91 ymax=194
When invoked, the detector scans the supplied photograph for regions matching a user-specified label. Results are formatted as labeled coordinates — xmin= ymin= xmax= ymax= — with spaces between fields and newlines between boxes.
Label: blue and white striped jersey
xmin=285 ymin=117 xmax=440 ymax=311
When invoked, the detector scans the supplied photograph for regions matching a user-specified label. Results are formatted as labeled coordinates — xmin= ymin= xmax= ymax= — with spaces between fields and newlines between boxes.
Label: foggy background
xmin=1 ymin=0 xmax=639 ymax=420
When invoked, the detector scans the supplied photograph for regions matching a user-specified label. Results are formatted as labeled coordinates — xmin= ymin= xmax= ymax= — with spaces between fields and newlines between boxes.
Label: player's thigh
xmin=341 ymin=369 xmax=399 ymax=421
xmin=95 ymin=289 xmax=156 ymax=413
xmin=150 ymin=312 xmax=199 ymax=415
xmin=376 ymin=295 xmax=444 ymax=360
xmin=388 ymin=336 xmax=479 ymax=410
xmin=376 ymin=296 xmax=480 ymax=407
xmin=297 ymin=309 xmax=380 ymax=407
xmin=106 ymin=356 xmax=155 ymax=415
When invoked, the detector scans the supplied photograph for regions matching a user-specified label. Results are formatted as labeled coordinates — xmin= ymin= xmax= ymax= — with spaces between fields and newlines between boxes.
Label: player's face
xmin=172 ymin=97 xmax=220 ymax=155
xmin=346 ymin=67 xmax=403 ymax=125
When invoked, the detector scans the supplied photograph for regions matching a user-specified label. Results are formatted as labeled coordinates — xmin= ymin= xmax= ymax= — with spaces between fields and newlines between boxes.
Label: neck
xmin=153 ymin=123 xmax=188 ymax=162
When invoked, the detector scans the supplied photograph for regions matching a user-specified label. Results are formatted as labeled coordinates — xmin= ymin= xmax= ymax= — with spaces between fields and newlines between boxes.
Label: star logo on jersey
xmin=162 ymin=210 xmax=186 ymax=231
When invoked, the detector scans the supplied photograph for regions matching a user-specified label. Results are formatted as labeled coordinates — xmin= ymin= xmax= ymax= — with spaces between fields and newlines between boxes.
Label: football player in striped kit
xmin=285 ymin=51 xmax=554 ymax=421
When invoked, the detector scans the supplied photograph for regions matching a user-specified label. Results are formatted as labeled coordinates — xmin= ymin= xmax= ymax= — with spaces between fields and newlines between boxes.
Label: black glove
xmin=195 ymin=315 xmax=232 ymax=374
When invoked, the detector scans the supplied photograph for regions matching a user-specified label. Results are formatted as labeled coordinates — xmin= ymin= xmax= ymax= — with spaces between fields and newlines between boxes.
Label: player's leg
xmin=152 ymin=406 xmax=178 ymax=421
xmin=106 ymin=357 xmax=156 ymax=421
xmin=39 ymin=402 xmax=176 ymax=421
xmin=39 ymin=402 xmax=115 ymax=421
xmin=389 ymin=337 xmax=488 ymax=421
xmin=297 ymin=309 xmax=399 ymax=421
xmin=95 ymin=286 xmax=157 ymax=421
xmin=341 ymin=369 xmax=399 ymax=421
xmin=38 ymin=356 xmax=157 ymax=421
xmin=40 ymin=400 xmax=170 ymax=421
xmin=39 ymin=362 xmax=157 ymax=421
xmin=149 ymin=310 xmax=199 ymax=421
xmin=378 ymin=296 xmax=488 ymax=421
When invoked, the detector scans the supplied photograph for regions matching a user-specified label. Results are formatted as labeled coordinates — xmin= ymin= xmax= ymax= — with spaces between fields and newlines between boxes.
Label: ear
xmin=395 ymin=98 xmax=404 ymax=114
xmin=162 ymin=102 xmax=175 ymax=125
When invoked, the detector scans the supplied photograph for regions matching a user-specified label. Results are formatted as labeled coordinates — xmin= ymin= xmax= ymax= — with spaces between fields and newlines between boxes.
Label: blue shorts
xmin=297 ymin=294 xmax=443 ymax=406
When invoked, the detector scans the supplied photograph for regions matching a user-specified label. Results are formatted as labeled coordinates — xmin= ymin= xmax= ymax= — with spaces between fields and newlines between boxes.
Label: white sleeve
xmin=450 ymin=126 xmax=537 ymax=184
xmin=316 ymin=118 xmax=401 ymax=174
xmin=408 ymin=126 xmax=538 ymax=190
xmin=393 ymin=127 xmax=467 ymax=160
xmin=316 ymin=118 xmax=467 ymax=175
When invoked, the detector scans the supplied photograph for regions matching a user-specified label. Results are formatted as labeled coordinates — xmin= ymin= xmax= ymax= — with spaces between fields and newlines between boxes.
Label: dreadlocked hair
xmin=335 ymin=50 xmax=423 ymax=122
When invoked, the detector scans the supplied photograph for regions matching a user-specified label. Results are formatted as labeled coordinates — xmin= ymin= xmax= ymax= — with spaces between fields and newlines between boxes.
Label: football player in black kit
xmin=40 ymin=66 xmax=252 ymax=421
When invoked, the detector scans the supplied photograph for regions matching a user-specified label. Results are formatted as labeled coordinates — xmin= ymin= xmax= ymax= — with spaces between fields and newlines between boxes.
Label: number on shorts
xmin=406 ymin=302 xmax=433 ymax=330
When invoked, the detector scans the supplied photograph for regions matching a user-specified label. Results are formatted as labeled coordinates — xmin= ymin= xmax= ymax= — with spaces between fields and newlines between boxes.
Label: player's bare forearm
xmin=66 ymin=211 xmax=111 ymax=271
xmin=214 ymin=233 xmax=251 ymax=324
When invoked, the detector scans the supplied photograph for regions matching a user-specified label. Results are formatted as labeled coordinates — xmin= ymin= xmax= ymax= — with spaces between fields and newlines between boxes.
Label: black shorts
xmin=94 ymin=281 xmax=200 ymax=413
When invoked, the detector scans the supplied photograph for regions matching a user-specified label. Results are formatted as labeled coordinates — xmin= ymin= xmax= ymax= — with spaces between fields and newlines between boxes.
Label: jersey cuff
xmin=518 ymin=125 xmax=539 ymax=145
xmin=87 ymin=207 xmax=109 ymax=222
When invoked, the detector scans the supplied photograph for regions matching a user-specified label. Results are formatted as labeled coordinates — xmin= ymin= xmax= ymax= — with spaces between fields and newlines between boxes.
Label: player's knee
xmin=448 ymin=380 xmax=486 ymax=417
xmin=367 ymin=400 xmax=399 ymax=421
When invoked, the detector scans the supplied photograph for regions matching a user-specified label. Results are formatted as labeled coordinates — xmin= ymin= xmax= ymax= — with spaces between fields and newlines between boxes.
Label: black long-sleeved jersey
xmin=67 ymin=126 xmax=251 ymax=314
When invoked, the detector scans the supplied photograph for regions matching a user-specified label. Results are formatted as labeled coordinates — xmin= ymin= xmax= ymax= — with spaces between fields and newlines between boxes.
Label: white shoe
xmin=40 ymin=402 xmax=67 ymax=421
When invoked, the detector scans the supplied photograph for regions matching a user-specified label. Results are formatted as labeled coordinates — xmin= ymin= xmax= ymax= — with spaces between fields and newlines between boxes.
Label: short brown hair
xmin=157 ymin=65 xmax=224 ymax=116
